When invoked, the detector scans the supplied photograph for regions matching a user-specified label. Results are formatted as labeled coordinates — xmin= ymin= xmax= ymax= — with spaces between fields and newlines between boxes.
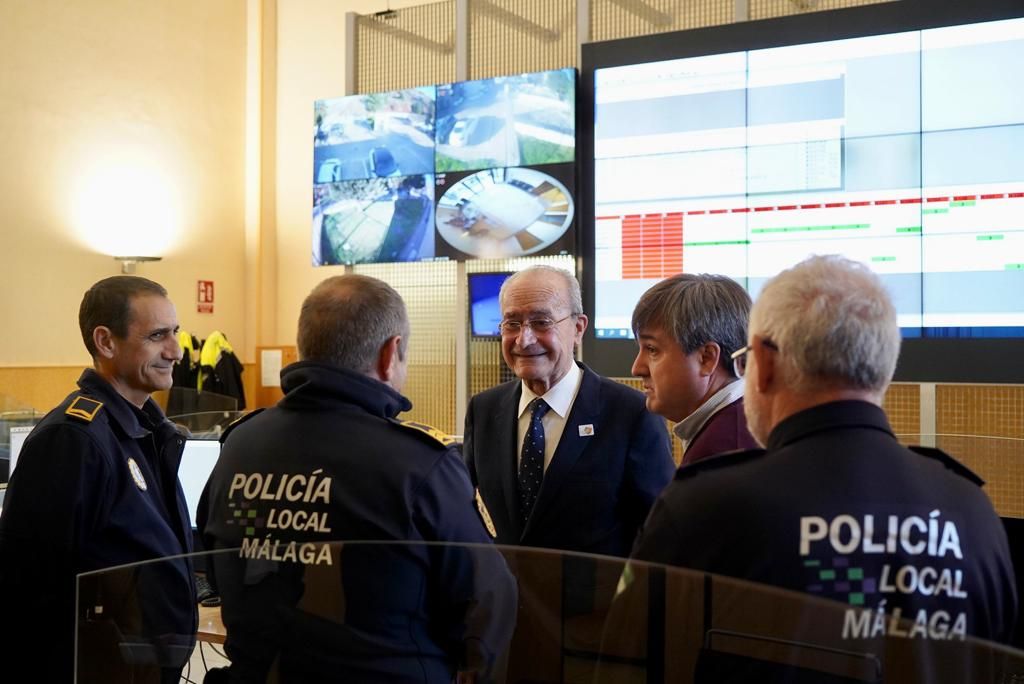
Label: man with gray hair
xmin=632 ymin=255 xmax=1017 ymax=643
xmin=202 ymin=274 xmax=515 ymax=682
xmin=464 ymin=264 xmax=673 ymax=556
xmin=631 ymin=273 xmax=758 ymax=465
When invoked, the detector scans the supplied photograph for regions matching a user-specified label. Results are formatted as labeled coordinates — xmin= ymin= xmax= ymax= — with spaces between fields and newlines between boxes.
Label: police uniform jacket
xmin=0 ymin=369 xmax=197 ymax=680
xmin=201 ymin=361 xmax=516 ymax=683
xmin=679 ymin=396 xmax=758 ymax=466
xmin=632 ymin=400 xmax=1018 ymax=644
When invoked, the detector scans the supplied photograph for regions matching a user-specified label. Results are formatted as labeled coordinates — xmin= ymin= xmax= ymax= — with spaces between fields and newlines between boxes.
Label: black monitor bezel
xmin=579 ymin=0 xmax=1024 ymax=382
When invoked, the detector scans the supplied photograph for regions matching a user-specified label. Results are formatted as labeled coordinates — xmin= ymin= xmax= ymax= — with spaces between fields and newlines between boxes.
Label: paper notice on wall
xmin=261 ymin=349 xmax=283 ymax=387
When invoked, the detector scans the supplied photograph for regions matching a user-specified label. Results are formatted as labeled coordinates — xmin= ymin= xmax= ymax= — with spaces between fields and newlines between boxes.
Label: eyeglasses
xmin=730 ymin=339 xmax=778 ymax=378
xmin=499 ymin=314 xmax=575 ymax=336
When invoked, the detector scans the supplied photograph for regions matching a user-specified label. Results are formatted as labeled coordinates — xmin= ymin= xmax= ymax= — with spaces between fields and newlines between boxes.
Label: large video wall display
xmin=312 ymin=68 xmax=577 ymax=266
xmin=582 ymin=0 xmax=1024 ymax=381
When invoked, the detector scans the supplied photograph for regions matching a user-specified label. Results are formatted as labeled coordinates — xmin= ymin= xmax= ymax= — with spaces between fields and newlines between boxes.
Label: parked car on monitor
xmin=449 ymin=119 xmax=472 ymax=146
xmin=368 ymin=147 xmax=400 ymax=177
xmin=317 ymin=158 xmax=342 ymax=183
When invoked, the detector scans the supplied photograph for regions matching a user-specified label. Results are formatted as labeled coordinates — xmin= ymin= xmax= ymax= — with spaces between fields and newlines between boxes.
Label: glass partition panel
xmin=74 ymin=544 xmax=1024 ymax=683
xmin=0 ymin=395 xmax=43 ymax=483
xmin=896 ymin=434 xmax=1024 ymax=519
xmin=155 ymin=387 xmax=238 ymax=417
xmin=896 ymin=434 xmax=1024 ymax=455
xmin=167 ymin=411 xmax=249 ymax=439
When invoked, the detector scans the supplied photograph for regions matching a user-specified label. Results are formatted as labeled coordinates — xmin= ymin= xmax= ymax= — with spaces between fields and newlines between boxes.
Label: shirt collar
xmin=673 ymin=379 xmax=745 ymax=446
xmin=280 ymin=361 xmax=412 ymax=419
xmin=518 ymin=362 xmax=582 ymax=419
xmin=77 ymin=368 xmax=165 ymax=439
xmin=766 ymin=399 xmax=893 ymax=450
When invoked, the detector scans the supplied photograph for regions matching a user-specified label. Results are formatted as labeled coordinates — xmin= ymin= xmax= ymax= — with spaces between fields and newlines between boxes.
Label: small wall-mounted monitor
xmin=313 ymin=174 xmax=436 ymax=266
xmin=435 ymin=67 xmax=576 ymax=173
xmin=178 ymin=439 xmax=221 ymax=529
xmin=314 ymin=87 xmax=435 ymax=184
xmin=468 ymin=272 xmax=513 ymax=338
xmin=435 ymin=165 xmax=575 ymax=260
xmin=312 ymin=68 xmax=579 ymax=266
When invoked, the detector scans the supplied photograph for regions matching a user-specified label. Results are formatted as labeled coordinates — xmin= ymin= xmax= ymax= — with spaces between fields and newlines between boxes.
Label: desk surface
xmin=198 ymin=604 xmax=226 ymax=644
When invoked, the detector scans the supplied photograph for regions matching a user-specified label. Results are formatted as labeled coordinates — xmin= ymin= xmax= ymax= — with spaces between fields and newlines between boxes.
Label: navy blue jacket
xmin=0 ymin=369 xmax=197 ymax=680
xmin=201 ymin=362 xmax=516 ymax=683
xmin=633 ymin=400 xmax=1018 ymax=644
xmin=463 ymin=363 xmax=674 ymax=557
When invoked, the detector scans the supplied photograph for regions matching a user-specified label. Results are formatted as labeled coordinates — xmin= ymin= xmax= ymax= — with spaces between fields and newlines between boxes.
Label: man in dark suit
xmin=463 ymin=265 xmax=674 ymax=557
xmin=631 ymin=273 xmax=758 ymax=466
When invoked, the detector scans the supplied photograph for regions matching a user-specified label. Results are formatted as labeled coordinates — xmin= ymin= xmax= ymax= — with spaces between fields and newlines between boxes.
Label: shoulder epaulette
xmin=391 ymin=419 xmax=457 ymax=448
xmin=66 ymin=396 xmax=103 ymax=423
xmin=220 ymin=409 xmax=264 ymax=443
xmin=675 ymin=447 xmax=767 ymax=480
xmin=908 ymin=445 xmax=984 ymax=486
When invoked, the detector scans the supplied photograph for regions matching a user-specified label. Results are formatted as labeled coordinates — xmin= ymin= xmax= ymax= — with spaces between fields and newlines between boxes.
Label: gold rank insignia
xmin=127 ymin=457 xmax=148 ymax=491
xmin=66 ymin=396 xmax=103 ymax=423
xmin=395 ymin=419 xmax=457 ymax=447
xmin=475 ymin=490 xmax=497 ymax=539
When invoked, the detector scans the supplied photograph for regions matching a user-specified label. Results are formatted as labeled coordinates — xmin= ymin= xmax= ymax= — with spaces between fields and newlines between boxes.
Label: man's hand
xmin=456 ymin=670 xmax=478 ymax=684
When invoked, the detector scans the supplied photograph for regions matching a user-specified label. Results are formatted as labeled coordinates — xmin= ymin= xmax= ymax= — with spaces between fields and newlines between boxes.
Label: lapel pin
xmin=578 ymin=424 xmax=595 ymax=437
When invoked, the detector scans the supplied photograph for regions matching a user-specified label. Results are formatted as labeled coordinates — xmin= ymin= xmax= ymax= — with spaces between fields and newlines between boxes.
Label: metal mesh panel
xmin=468 ymin=0 xmax=577 ymax=80
xmin=356 ymin=1 xmax=456 ymax=94
xmin=613 ymin=376 xmax=682 ymax=465
xmin=751 ymin=0 xmax=895 ymax=21
xmin=881 ymin=382 xmax=921 ymax=435
xmin=354 ymin=261 xmax=458 ymax=433
xmin=591 ymin=0 xmax=735 ymax=43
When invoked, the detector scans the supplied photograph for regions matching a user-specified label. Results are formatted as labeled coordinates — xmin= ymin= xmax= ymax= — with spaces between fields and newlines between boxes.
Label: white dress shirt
xmin=516 ymin=362 xmax=583 ymax=471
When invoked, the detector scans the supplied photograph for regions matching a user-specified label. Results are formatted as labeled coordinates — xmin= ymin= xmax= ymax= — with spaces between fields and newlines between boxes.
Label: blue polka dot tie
xmin=518 ymin=398 xmax=550 ymax=527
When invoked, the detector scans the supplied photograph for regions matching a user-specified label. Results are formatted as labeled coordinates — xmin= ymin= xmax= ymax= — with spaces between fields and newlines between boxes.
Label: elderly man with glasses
xmin=463 ymin=264 xmax=674 ymax=557
xmin=631 ymin=255 xmax=1016 ymax=645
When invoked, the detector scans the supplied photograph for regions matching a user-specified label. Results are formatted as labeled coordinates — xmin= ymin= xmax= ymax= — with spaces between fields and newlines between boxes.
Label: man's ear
xmin=376 ymin=335 xmax=403 ymax=383
xmin=752 ymin=336 xmax=775 ymax=393
xmin=92 ymin=326 xmax=117 ymax=360
xmin=571 ymin=314 xmax=588 ymax=357
xmin=697 ymin=341 xmax=721 ymax=376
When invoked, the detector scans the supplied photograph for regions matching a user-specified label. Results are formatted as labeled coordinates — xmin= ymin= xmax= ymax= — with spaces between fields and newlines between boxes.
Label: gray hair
xmin=750 ymin=255 xmax=900 ymax=394
xmin=499 ymin=265 xmax=582 ymax=316
xmin=632 ymin=273 xmax=751 ymax=376
xmin=297 ymin=274 xmax=409 ymax=373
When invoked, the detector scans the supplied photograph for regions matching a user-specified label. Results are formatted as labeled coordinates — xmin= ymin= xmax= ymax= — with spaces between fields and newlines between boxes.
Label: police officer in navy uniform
xmin=631 ymin=256 xmax=1017 ymax=646
xmin=200 ymin=274 xmax=515 ymax=684
xmin=0 ymin=276 xmax=197 ymax=682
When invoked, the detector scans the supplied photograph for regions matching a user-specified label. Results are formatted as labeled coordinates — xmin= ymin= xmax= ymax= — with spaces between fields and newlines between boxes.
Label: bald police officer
xmin=201 ymin=274 xmax=515 ymax=683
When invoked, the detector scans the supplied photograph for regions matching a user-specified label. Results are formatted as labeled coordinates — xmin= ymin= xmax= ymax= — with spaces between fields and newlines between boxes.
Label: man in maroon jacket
xmin=631 ymin=273 xmax=758 ymax=465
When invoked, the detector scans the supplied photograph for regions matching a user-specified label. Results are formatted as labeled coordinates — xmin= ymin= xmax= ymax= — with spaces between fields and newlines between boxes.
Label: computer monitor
xmin=178 ymin=439 xmax=221 ymax=529
xmin=8 ymin=425 xmax=32 ymax=479
xmin=468 ymin=272 xmax=512 ymax=337
xmin=581 ymin=0 xmax=1024 ymax=381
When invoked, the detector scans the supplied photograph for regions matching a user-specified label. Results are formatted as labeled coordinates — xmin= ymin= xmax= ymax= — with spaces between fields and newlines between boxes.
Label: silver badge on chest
xmin=127 ymin=457 xmax=148 ymax=491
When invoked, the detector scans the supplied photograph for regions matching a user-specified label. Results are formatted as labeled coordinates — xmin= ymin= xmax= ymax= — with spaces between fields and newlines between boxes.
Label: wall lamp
xmin=114 ymin=256 xmax=162 ymax=274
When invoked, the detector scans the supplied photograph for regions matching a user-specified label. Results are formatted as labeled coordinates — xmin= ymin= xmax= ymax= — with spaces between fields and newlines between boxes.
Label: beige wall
xmin=0 ymin=0 xmax=428 ymax=410
xmin=0 ymin=1 xmax=248 ymax=382
xmin=272 ymin=0 xmax=425 ymax=347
